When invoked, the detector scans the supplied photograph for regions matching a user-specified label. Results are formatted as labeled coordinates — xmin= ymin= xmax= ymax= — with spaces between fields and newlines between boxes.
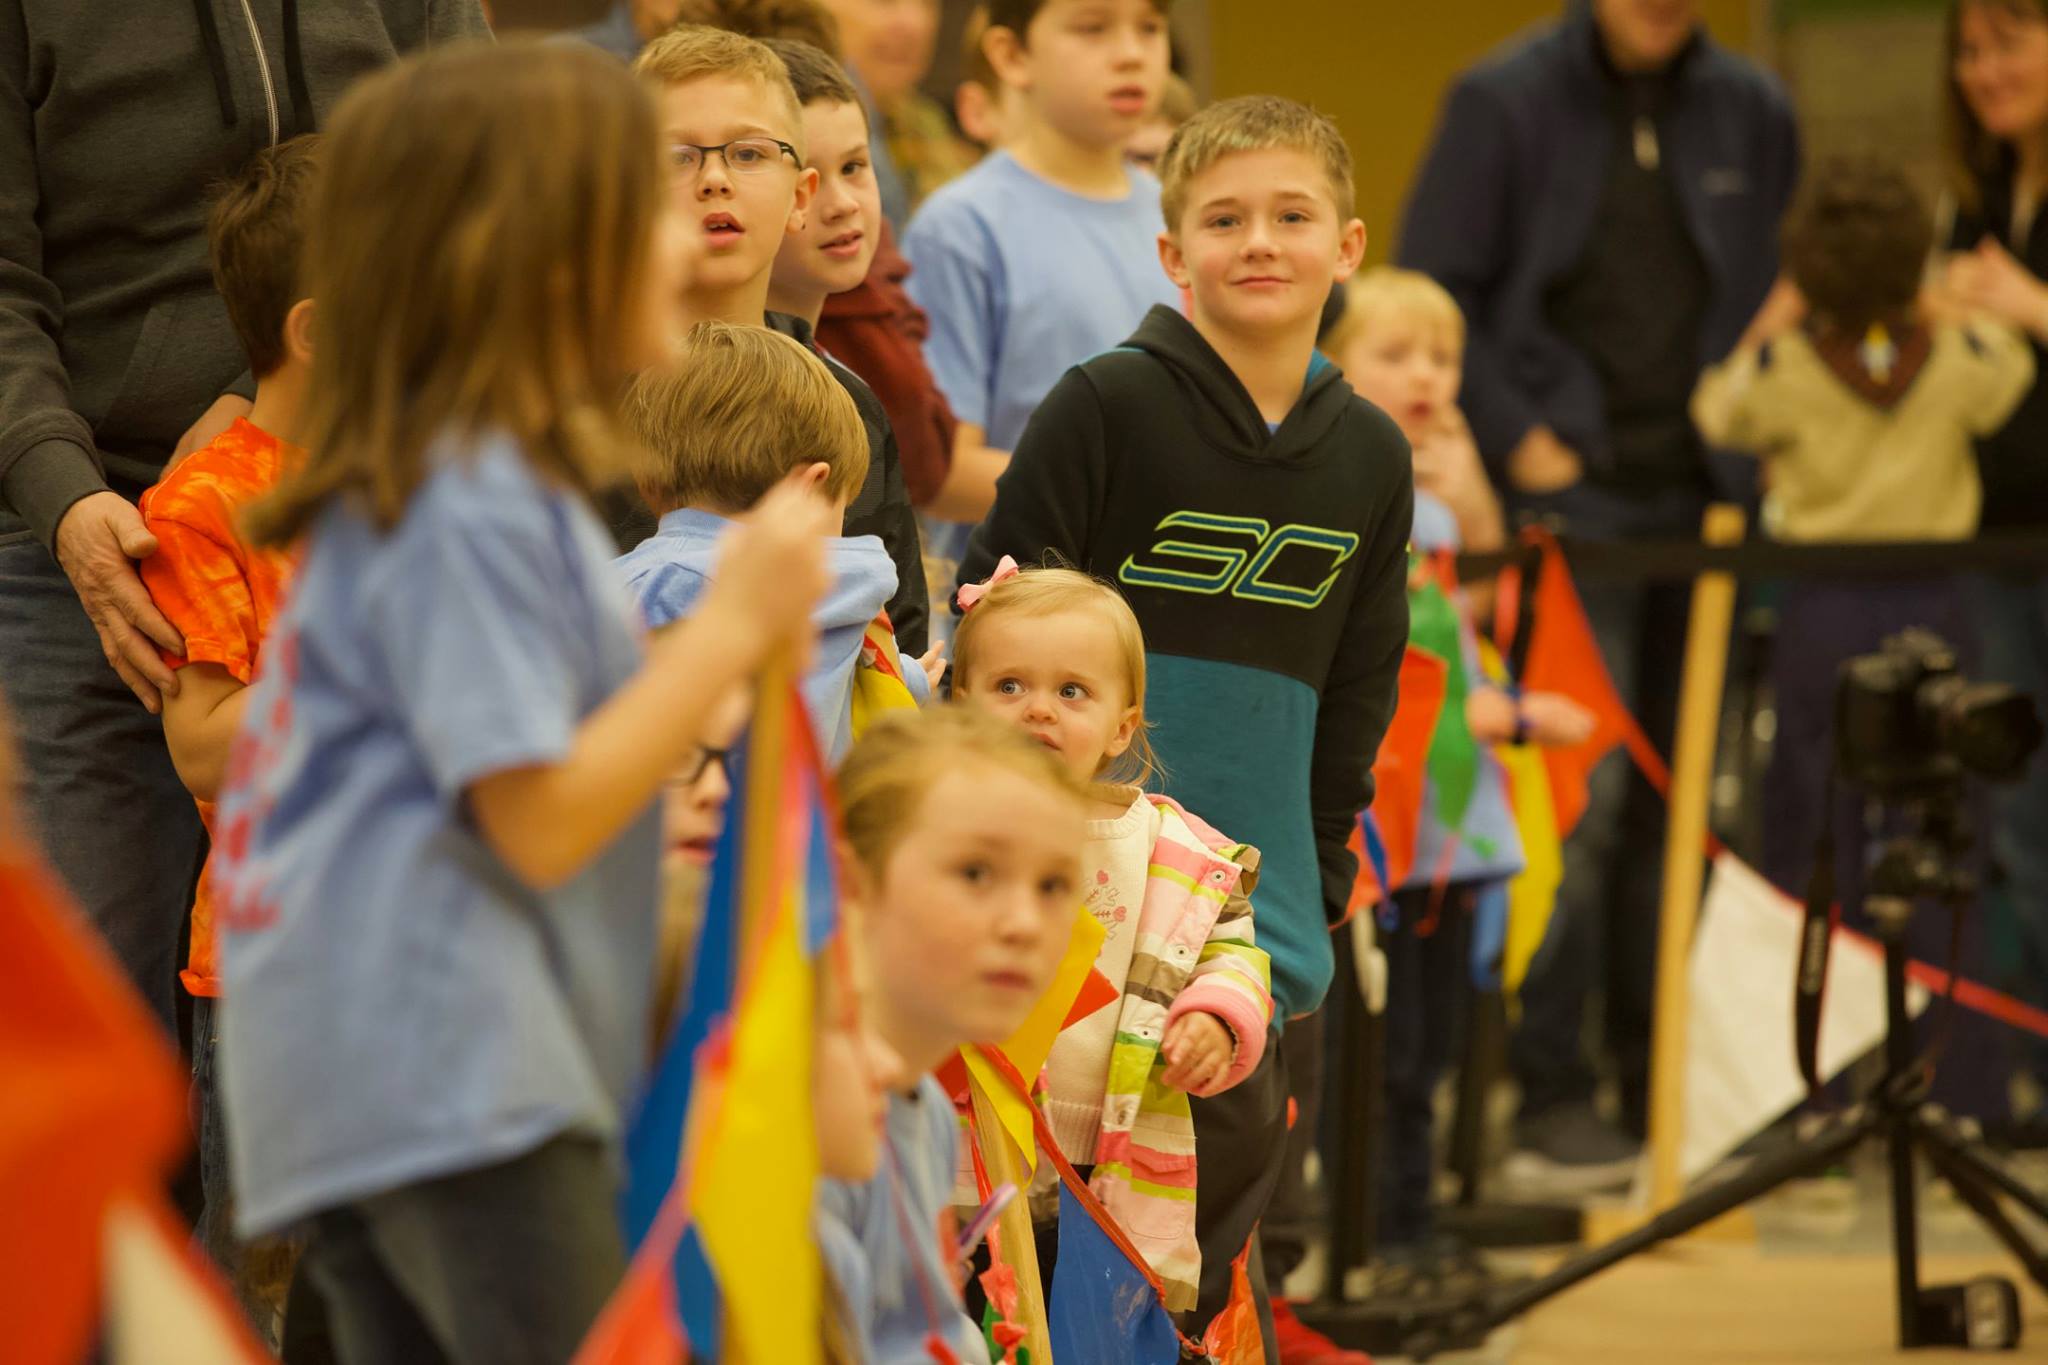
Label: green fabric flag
xmin=1407 ymin=553 xmax=1481 ymax=838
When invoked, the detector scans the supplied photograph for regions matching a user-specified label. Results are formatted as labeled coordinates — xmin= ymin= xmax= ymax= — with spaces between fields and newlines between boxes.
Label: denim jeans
xmin=0 ymin=506 xmax=205 ymax=1030
xmin=1506 ymin=479 xmax=1702 ymax=1130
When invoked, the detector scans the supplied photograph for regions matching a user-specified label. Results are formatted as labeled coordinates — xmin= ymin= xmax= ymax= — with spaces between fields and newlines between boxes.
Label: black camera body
xmin=1834 ymin=628 xmax=2043 ymax=797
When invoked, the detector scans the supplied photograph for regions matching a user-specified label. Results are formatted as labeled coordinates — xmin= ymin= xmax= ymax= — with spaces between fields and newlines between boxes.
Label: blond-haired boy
xmin=958 ymin=94 xmax=1409 ymax=1353
xmin=615 ymin=321 xmax=937 ymax=759
xmin=630 ymin=25 xmax=930 ymax=654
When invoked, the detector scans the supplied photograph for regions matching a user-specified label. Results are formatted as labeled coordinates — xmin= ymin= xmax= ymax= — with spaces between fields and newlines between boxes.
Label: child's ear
xmin=1333 ymin=218 xmax=1369 ymax=283
xmin=798 ymin=461 xmax=832 ymax=493
xmin=983 ymin=23 xmax=1031 ymax=91
xmin=1102 ymin=704 xmax=1141 ymax=764
xmin=788 ymin=164 xmax=820 ymax=237
xmin=1157 ymin=230 xmax=1191 ymax=291
xmin=284 ymin=298 xmax=316 ymax=365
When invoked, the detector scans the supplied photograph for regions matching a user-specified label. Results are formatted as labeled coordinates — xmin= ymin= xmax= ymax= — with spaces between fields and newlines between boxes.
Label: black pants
xmin=305 ymin=1137 xmax=626 ymax=1365
xmin=1378 ymin=884 xmax=1477 ymax=1249
xmin=1179 ymin=1030 xmax=1288 ymax=1358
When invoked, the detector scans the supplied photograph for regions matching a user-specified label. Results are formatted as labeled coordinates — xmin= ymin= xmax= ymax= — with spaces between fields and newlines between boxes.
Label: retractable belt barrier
xmin=1455 ymin=528 xmax=2048 ymax=585
xmin=1448 ymin=524 xmax=2048 ymax=1044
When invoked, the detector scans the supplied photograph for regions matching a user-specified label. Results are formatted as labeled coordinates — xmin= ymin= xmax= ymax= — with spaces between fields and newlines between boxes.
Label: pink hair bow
xmin=955 ymin=555 xmax=1021 ymax=613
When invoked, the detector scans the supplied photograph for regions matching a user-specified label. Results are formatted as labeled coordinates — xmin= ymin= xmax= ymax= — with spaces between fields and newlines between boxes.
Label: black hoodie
xmin=959 ymin=305 xmax=1412 ymax=1021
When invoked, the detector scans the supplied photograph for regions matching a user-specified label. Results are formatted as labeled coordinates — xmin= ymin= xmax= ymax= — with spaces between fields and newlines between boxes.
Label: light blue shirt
xmin=613 ymin=508 xmax=930 ymax=761
xmin=216 ymin=434 xmax=660 ymax=1235
xmin=818 ymin=1076 xmax=983 ymax=1365
xmin=902 ymin=151 xmax=1183 ymax=455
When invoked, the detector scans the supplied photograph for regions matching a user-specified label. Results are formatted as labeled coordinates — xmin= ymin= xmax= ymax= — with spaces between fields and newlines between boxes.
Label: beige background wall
xmin=1205 ymin=0 xmax=1758 ymax=266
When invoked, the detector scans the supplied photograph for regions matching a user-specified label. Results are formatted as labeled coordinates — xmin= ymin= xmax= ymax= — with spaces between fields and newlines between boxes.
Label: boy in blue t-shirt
xmin=614 ymin=322 xmax=939 ymax=760
xmin=901 ymin=0 xmax=1180 ymax=583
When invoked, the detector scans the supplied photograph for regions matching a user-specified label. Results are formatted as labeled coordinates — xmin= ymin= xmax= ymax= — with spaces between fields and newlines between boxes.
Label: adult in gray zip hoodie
xmin=0 ymin=1 xmax=486 ymax=1029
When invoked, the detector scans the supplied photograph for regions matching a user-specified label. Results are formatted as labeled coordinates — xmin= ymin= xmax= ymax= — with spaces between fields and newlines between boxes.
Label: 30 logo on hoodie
xmin=1117 ymin=511 xmax=1359 ymax=609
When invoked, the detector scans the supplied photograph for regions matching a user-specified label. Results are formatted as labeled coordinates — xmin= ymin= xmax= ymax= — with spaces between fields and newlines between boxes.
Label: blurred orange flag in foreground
xmin=1 ymin=838 xmax=193 ymax=1363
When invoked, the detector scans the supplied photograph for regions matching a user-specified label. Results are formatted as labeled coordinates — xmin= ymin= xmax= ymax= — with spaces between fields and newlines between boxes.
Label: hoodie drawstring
xmin=191 ymin=0 xmax=238 ymax=128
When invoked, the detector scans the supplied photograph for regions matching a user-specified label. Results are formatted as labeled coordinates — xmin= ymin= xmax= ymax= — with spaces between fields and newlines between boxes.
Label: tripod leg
xmin=1920 ymin=1135 xmax=2048 ymax=1295
xmin=1916 ymin=1109 xmax=2048 ymax=1227
xmin=1469 ymin=1106 xmax=1877 ymax=1334
xmin=1882 ymin=937 xmax=1923 ymax=1348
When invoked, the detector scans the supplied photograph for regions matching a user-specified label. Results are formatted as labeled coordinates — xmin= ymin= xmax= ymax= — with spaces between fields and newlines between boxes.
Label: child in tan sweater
xmin=1692 ymin=154 xmax=2031 ymax=899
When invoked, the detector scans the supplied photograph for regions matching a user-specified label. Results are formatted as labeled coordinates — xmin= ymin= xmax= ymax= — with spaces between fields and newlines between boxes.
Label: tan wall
xmin=1206 ymin=1 xmax=1758 ymax=264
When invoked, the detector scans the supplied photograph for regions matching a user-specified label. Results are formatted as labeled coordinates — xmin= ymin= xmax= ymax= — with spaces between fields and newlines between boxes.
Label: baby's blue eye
xmin=997 ymin=679 xmax=1024 ymax=696
xmin=1059 ymin=683 xmax=1088 ymax=701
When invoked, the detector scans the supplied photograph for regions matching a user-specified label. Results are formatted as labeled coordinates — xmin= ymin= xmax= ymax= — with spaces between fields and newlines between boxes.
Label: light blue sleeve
xmin=623 ymin=561 xmax=711 ymax=632
xmin=903 ymin=202 xmax=1003 ymax=432
xmin=369 ymin=507 xmax=584 ymax=799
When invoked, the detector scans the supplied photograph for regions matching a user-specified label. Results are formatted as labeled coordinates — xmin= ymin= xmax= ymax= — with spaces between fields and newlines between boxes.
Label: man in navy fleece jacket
xmin=1397 ymin=0 xmax=1797 ymax=1195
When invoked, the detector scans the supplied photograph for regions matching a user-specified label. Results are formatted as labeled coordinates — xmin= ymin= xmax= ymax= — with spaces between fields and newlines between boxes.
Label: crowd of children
xmin=14 ymin=3 xmax=2032 ymax=1364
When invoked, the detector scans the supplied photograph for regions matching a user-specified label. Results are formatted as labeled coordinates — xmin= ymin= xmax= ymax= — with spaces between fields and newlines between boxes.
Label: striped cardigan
xmin=1080 ymin=794 xmax=1273 ymax=1311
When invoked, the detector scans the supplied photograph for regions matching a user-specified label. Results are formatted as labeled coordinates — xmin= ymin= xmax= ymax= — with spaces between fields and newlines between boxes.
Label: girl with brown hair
xmin=209 ymin=39 xmax=835 ymax=1363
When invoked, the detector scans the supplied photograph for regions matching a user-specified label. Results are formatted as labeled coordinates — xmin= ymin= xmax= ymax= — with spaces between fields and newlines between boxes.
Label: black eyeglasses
xmin=677 ymin=745 xmax=732 ymax=786
xmin=668 ymin=137 xmax=801 ymax=177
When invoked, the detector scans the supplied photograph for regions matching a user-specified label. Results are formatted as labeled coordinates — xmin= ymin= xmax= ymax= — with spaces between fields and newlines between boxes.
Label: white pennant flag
xmin=1683 ymin=853 xmax=1928 ymax=1180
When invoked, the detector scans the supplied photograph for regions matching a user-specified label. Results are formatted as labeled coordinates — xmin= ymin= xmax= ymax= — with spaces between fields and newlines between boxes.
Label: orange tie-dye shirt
xmin=139 ymin=418 xmax=298 ymax=998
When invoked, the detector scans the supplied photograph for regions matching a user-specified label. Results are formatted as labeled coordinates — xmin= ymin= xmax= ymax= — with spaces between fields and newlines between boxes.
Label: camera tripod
xmin=1401 ymin=811 xmax=2048 ymax=1358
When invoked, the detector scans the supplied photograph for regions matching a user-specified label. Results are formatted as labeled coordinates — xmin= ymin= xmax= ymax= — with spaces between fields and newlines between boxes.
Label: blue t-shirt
xmin=614 ymin=508 xmax=930 ymax=761
xmin=215 ymin=433 xmax=661 ymax=1236
xmin=818 ymin=1076 xmax=981 ymax=1365
xmin=1405 ymin=490 xmax=1523 ymax=888
xmin=903 ymin=150 xmax=1183 ymax=457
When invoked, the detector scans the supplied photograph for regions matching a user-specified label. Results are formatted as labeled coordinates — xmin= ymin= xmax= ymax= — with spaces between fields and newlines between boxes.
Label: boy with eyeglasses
xmin=630 ymin=25 xmax=930 ymax=654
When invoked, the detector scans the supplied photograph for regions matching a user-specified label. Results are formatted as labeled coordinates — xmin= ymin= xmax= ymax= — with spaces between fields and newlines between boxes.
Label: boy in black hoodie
xmin=958 ymin=95 xmax=1410 ymax=1355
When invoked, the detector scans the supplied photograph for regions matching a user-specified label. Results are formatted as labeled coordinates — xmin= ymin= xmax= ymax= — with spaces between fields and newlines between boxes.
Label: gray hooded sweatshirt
xmin=0 ymin=1 xmax=488 ymax=550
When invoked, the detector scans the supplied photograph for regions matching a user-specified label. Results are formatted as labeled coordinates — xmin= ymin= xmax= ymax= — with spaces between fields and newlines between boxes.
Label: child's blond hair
xmin=838 ymin=705 xmax=1088 ymax=877
xmin=635 ymin=24 xmax=808 ymax=161
xmin=625 ymin=321 xmax=868 ymax=513
xmin=247 ymin=40 xmax=663 ymax=545
xmin=1158 ymin=94 xmax=1353 ymax=234
xmin=950 ymin=566 xmax=1161 ymax=788
xmin=1322 ymin=267 xmax=1466 ymax=362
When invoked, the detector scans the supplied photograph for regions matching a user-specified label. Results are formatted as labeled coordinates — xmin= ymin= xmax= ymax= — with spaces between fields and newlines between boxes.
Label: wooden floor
xmin=1507 ymin=1245 xmax=2048 ymax=1363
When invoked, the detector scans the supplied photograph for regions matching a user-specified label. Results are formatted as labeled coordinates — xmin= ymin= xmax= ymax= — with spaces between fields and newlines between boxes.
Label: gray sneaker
xmin=1500 ymin=1103 xmax=1642 ymax=1199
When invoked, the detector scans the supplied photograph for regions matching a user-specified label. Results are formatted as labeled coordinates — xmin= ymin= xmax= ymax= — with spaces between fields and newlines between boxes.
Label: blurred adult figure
xmin=819 ymin=0 xmax=976 ymax=226
xmin=0 ymin=2 xmax=488 ymax=1031
xmin=1398 ymin=0 xmax=1798 ymax=1194
xmin=1944 ymin=0 xmax=2048 ymax=1101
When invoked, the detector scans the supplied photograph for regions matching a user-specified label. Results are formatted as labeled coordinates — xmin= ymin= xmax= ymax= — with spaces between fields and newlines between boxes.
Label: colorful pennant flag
xmin=1 ymin=840 xmax=190 ymax=1365
xmin=608 ymin=677 xmax=834 ymax=1365
xmin=1513 ymin=531 xmax=1640 ymax=837
xmin=958 ymin=906 xmax=1109 ymax=1172
xmin=1047 ymin=1183 xmax=1183 ymax=1365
